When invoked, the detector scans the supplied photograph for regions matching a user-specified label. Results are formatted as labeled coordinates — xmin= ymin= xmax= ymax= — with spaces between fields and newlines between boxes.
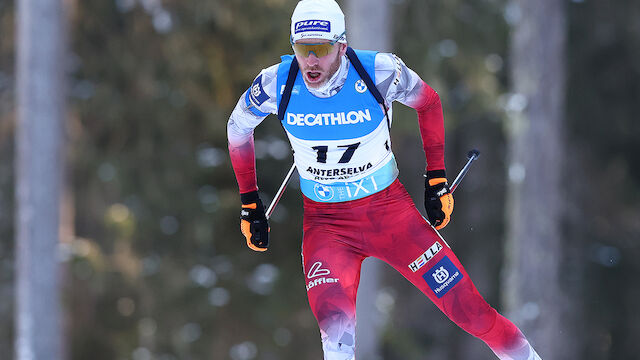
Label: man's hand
xmin=240 ymin=191 xmax=269 ymax=251
xmin=424 ymin=170 xmax=454 ymax=230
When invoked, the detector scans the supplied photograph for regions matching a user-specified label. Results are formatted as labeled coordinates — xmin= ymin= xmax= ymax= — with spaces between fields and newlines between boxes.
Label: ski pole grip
xmin=467 ymin=149 xmax=480 ymax=161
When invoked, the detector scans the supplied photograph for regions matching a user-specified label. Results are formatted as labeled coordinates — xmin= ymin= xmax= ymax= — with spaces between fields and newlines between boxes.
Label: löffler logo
xmin=306 ymin=262 xmax=339 ymax=291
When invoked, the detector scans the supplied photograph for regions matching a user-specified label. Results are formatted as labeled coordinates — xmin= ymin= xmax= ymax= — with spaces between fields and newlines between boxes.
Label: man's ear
xmin=339 ymin=43 xmax=348 ymax=56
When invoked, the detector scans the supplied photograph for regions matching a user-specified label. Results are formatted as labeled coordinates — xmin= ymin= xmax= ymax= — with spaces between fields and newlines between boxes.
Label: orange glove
xmin=424 ymin=170 xmax=454 ymax=230
xmin=240 ymin=191 xmax=269 ymax=252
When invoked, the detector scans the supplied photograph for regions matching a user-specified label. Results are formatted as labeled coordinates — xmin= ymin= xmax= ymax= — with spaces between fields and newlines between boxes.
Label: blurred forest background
xmin=1 ymin=0 xmax=639 ymax=359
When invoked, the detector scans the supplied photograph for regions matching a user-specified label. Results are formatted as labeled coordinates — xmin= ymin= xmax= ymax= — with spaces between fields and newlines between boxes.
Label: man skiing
xmin=227 ymin=0 xmax=543 ymax=359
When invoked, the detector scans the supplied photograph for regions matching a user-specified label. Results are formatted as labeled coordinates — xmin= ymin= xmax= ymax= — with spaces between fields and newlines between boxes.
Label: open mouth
xmin=307 ymin=71 xmax=322 ymax=81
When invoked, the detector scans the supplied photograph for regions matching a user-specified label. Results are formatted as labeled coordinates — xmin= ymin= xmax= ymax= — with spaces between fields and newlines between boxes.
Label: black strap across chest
xmin=277 ymin=47 xmax=390 ymax=130
xmin=277 ymin=57 xmax=300 ymax=122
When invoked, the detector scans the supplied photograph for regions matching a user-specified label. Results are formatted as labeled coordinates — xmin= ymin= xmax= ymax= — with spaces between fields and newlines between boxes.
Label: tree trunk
xmin=502 ymin=1 xmax=575 ymax=359
xmin=15 ymin=0 xmax=66 ymax=358
xmin=345 ymin=0 xmax=391 ymax=359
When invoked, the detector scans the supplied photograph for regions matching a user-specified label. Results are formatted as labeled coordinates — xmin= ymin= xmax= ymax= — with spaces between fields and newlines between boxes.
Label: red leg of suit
xmin=301 ymin=180 xmax=540 ymax=360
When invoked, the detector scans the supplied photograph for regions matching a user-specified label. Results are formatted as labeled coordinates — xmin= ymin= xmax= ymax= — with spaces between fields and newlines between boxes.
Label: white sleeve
xmin=374 ymin=52 xmax=425 ymax=107
xmin=227 ymin=64 xmax=280 ymax=146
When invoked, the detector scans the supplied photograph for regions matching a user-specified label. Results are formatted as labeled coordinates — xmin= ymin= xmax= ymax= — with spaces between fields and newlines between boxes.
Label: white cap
xmin=290 ymin=0 xmax=347 ymax=44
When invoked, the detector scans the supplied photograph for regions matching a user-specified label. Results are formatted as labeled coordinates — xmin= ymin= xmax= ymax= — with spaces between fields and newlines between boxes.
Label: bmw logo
xmin=314 ymin=183 xmax=335 ymax=201
xmin=355 ymin=79 xmax=367 ymax=93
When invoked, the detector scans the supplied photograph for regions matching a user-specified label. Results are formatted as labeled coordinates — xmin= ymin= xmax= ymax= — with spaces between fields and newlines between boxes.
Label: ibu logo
xmin=314 ymin=183 xmax=335 ymax=201
xmin=295 ymin=20 xmax=331 ymax=33
xmin=423 ymin=256 xmax=463 ymax=298
xmin=251 ymin=83 xmax=261 ymax=98
xmin=249 ymin=75 xmax=268 ymax=106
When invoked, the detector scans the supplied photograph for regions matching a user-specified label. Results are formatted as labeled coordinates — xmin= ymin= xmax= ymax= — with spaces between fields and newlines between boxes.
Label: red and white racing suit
xmin=228 ymin=52 xmax=541 ymax=360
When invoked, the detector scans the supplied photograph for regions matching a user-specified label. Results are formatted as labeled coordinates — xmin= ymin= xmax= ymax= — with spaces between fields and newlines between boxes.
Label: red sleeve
xmin=412 ymin=81 xmax=445 ymax=172
xmin=228 ymin=139 xmax=258 ymax=194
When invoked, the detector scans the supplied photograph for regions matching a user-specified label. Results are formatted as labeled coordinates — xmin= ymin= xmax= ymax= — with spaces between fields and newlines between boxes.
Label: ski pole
xmin=450 ymin=149 xmax=480 ymax=194
xmin=266 ymin=163 xmax=297 ymax=220
xmin=266 ymin=149 xmax=479 ymax=219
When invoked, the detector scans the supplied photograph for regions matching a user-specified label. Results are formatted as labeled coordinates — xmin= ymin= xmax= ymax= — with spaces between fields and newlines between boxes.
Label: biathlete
xmin=227 ymin=0 xmax=543 ymax=359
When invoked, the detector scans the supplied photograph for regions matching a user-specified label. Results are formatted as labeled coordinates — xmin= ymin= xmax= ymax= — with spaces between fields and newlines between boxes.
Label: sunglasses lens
xmin=293 ymin=43 xmax=334 ymax=58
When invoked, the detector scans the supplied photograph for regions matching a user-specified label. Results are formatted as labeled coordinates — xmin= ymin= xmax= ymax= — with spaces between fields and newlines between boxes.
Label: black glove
xmin=424 ymin=170 xmax=454 ymax=230
xmin=240 ymin=191 xmax=269 ymax=251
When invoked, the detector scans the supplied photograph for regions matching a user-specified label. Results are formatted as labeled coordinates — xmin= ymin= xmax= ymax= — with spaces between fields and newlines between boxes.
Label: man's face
xmin=293 ymin=38 xmax=347 ymax=89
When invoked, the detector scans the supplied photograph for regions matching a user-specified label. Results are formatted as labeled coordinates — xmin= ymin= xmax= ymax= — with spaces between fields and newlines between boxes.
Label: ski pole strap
xmin=277 ymin=57 xmax=300 ymax=122
xmin=345 ymin=47 xmax=391 ymax=130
